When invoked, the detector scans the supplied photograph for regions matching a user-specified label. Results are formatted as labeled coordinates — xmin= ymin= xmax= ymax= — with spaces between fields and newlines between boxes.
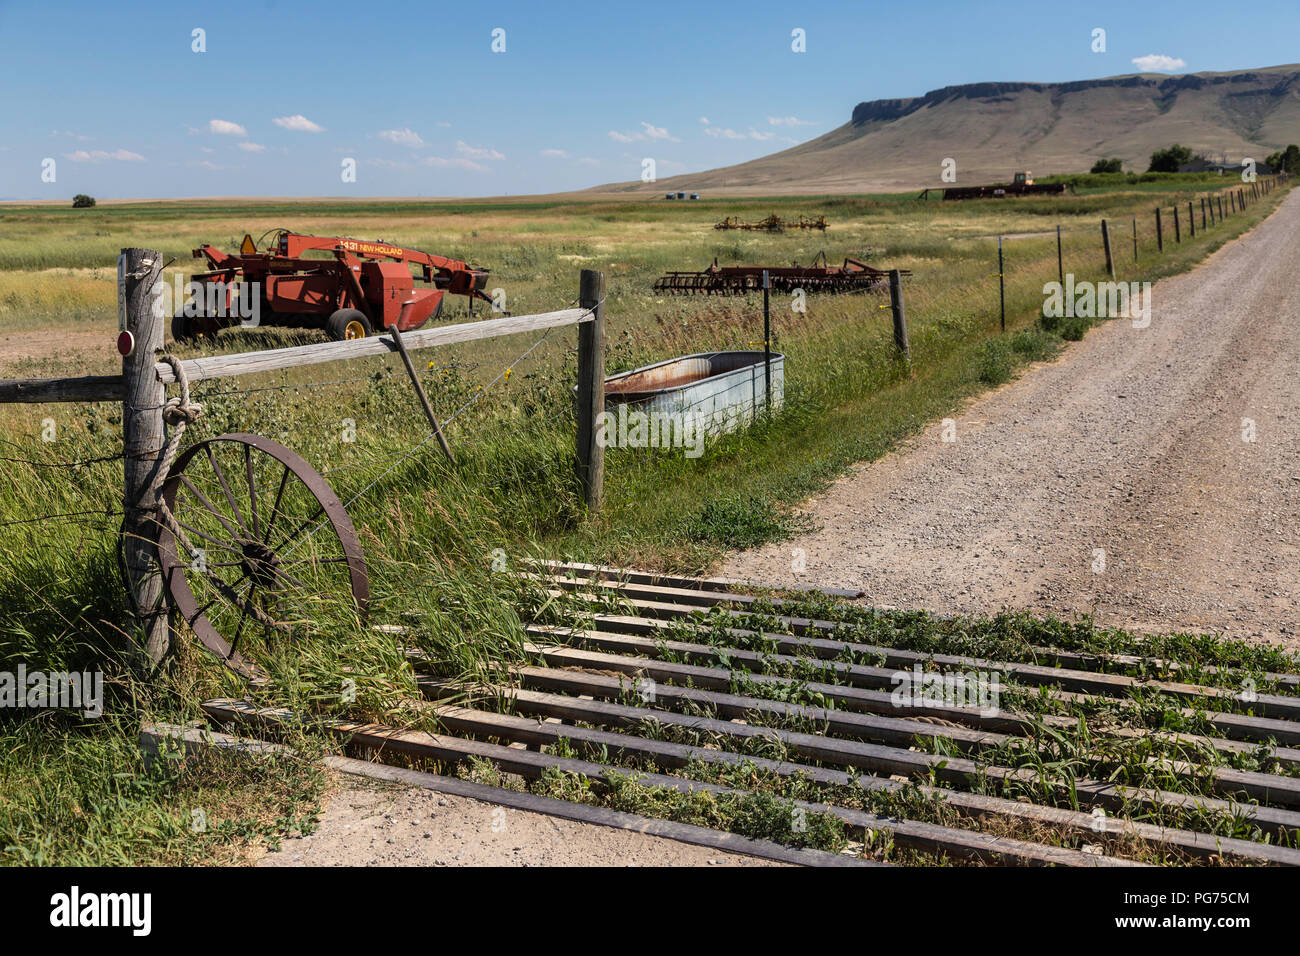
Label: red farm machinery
xmin=174 ymin=230 xmax=492 ymax=342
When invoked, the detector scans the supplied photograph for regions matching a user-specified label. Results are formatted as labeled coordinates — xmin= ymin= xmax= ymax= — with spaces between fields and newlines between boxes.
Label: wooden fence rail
xmin=0 ymin=252 xmax=606 ymax=663
xmin=155 ymin=307 xmax=593 ymax=384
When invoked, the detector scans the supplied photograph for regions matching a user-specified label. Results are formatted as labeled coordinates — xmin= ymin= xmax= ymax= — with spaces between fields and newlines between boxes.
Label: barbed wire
xmin=0 ymin=508 xmax=124 ymax=530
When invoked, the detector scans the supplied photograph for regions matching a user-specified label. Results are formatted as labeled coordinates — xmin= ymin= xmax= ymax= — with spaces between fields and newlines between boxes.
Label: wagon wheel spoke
xmin=157 ymin=433 xmax=369 ymax=680
xmin=206 ymin=442 xmax=250 ymax=536
xmin=229 ymin=586 xmax=256 ymax=658
xmin=267 ymin=504 xmax=327 ymax=556
xmin=179 ymin=475 xmax=243 ymax=540
xmin=244 ymin=443 xmax=261 ymax=539
xmin=260 ymin=463 xmax=293 ymax=545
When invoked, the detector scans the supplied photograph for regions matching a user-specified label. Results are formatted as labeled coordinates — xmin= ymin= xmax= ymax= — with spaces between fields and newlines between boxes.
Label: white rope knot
xmin=158 ymin=355 xmax=203 ymax=429
xmin=147 ymin=354 xmax=204 ymax=532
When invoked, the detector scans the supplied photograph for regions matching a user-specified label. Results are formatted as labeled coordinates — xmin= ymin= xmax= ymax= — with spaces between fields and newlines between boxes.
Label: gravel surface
xmin=256 ymin=774 xmax=780 ymax=867
xmin=723 ymin=191 xmax=1300 ymax=649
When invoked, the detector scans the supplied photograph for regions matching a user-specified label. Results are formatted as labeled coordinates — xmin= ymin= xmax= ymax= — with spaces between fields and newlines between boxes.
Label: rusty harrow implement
xmin=714 ymin=214 xmax=828 ymax=232
xmin=653 ymin=254 xmax=907 ymax=295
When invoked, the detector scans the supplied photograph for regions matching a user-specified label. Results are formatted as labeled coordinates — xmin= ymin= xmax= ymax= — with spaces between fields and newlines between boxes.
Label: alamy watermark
xmin=890 ymin=664 xmax=1001 ymax=717
xmin=1 ymin=664 xmax=103 ymax=717
xmin=597 ymin=405 xmax=706 ymax=458
xmin=153 ymin=275 xmax=261 ymax=326
xmin=50 ymin=886 xmax=150 ymax=936
xmin=1043 ymin=274 xmax=1151 ymax=328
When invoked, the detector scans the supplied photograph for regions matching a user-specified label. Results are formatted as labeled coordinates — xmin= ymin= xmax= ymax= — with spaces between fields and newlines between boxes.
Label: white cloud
xmin=768 ymin=115 xmax=817 ymax=127
xmin=237 ymin=142 xmax=266 ymax=152
xmin=65 ymin=148 xmax=146 ymax=162
xmin=420 ymin=156 xmax=487 ymax=171
xmin=378 ymin=128 xmax=425 ymax=147
xmin=456 ymin=140 xmax=505 ymax=160
xmin=208 ymin=118 xmax=247 ymax=136
xmin=704 ymin=126 xmax=777 ymax=141
xmin=540 ymin=148 xmax=570 ymax=158
xmin=698 ymin=116 xmax=710 ymax=124
xmin=577 ymin=157 xmax=599 ymax=166
xmin=640 ymin=122 xmax=677 ymax=141
xmin=1132 ymin=54 xmax=1187 ymax=73
xmin=607 ymin=121 xmax=680 ymax=144
xmin=273 ymin=114 xmax=324 ymax=132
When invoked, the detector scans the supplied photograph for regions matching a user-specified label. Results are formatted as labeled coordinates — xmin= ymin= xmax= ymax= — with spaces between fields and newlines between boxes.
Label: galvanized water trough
xmin=603 ymin=350 xmax=783 ymax=435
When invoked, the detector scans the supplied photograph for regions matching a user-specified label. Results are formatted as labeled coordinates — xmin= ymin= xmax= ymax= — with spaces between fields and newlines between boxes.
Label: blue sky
xmin=1 ymin=0 xmax=1297 ymax=199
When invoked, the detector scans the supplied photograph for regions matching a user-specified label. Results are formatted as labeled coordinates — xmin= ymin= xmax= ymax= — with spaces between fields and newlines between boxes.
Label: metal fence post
xmin=1056 ymin=225 xmax=1063 ymax=286
xmin=575 ymin=269 xmax=606 ymax=512
xmin=997 ymin=236 xmax=1005 ymax=332
xmin=1100 ymin=220 xmax=1114 ymax=279
xmin=762 ymin=270 xmax=772 ymax=416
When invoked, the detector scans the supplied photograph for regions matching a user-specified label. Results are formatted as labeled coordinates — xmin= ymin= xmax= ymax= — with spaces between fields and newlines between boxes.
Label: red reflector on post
xmin=117 ymin=330 xmax=135 ymax=357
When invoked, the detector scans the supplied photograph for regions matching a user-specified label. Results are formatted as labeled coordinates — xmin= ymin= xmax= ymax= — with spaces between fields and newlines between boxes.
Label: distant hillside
xmin=595 ymin=64 xmax=1300 ymax=195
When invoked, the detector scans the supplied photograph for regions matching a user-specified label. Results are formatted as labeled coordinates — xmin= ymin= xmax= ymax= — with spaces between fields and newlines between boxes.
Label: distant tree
xmin=1089 ymin=158 xmax=1124 ymax=173
xmin=1147 ymin=144 xmax=1196 ymax=172
xmin=72 ymin=194 xmax=96 ymax=208
xmin=1266 ymin=144 xmax=1300 ymax=175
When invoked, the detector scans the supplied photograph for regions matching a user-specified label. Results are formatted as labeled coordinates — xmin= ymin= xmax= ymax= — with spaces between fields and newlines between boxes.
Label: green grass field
xmin=0 ymin=174 xmax=1290 ymax=865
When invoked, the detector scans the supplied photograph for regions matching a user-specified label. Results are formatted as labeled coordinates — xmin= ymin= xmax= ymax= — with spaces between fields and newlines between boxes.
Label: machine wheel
xmin=172 ymin=311 xmax=222 ymax=343
xmin=156 ymin=433 xmax=369 ymax=680
xmin=327 ymin=308 xmax=372 ymax=341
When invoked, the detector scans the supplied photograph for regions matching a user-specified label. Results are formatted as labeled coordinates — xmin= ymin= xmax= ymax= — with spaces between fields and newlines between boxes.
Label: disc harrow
xmin=653 ymin=254 xmax=908 ymax=296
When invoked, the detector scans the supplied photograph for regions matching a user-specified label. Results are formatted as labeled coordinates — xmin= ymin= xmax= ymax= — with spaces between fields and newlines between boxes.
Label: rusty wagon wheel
xmin=157 ymin=433 xmax=369 ymax=679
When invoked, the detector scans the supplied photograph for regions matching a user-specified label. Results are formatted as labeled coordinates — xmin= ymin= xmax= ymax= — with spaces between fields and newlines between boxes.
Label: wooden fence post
xmin=575 ymin=269 xmax=606 ymax=512
xmin=1202 ymin=196 xmax=1207 ymax=228
xmin=1100 ymin=219 xmax=1114 ymax=279
xmin=1230 ymin=192 xmax=1237 ymax=215
xmin=1173 ymin=205 xmax=1181 ymax=243
xmin=1189 ymin=200 xmax=1195 ymax=238
xmin=119 ymin=247 xmax=169 ymax=665
xmin=1218 ymin=196 xmax=1225 ymax=221
xmin=889 ymin=269 xmax=909 ymax=360
xmin=1132 ymin=216 xmax=1137 ymax=261
xmin=1155 ymin=208 xmax=1163 ymax=252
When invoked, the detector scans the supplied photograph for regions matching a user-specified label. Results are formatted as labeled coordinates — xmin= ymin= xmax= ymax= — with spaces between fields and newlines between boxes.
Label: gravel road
xmin=723 ymin=191 xmax=1300 ymax=648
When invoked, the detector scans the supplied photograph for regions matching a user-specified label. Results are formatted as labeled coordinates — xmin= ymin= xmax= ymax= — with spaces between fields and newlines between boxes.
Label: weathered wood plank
xmin=513 ymin=642 xmax=1300 ymax=838
xmin=0 ymin=375 xmax=124 ymax=404
xmin=526 ymin=558 xmax=865 ymax=598
xmin=540 ymin=578 xmax=1300 ymax=720
xmin=139 ymin=721 xmax=856 ymax=867
xmin=448 ymin=673 xmax=1300 ymax=865
xmin=155 ymin=308 xmax=591 ymax=384
xmin=199 ymin=699 xmax=1131 ymax=867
